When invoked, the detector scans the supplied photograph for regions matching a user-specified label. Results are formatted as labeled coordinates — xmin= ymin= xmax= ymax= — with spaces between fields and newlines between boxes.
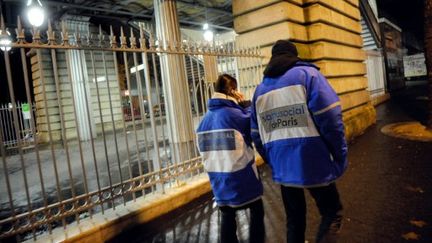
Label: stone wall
xmin=233 ymin=0 xmax=376 ymax=141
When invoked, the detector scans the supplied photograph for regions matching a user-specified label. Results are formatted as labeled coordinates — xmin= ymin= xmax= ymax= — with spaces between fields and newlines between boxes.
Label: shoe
xmin=316 ymin=215 xmax=342 ymax=243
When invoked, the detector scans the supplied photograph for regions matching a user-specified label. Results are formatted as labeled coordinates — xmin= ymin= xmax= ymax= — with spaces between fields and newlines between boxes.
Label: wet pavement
xmin=111 ymin=82 xmax=432 ymax=243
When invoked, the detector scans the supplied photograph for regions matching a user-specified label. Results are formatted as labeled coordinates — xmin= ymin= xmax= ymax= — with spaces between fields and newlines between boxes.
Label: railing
xmin=0 ymin=102 xmax=37 ymax=150
xmin=0 ymin=17 xmax=263 ymax=241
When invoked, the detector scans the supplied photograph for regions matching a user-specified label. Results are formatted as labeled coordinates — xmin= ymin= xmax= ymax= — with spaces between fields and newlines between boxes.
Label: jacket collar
xmin=212 ymin=92 xmax=238 ymax=104
xmin=208 ymin=92 xmax=242 ymax=111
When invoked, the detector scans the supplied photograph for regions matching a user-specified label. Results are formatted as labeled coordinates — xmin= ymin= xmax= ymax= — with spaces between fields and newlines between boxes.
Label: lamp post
xmin=0 ymin=29 xmax=12 ymax=52
xmin=26 ymin=0 xmax=45 ymax=27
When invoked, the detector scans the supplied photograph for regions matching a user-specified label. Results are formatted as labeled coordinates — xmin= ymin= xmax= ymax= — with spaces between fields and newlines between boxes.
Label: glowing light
xmin=203 ymin=23 xmax=209 ymax=30
xmin=26 ymin=0 xmax=45 ymax=27
xmin=203 ymin=30 xmax=214 ymax=42
xmin=0 ymin=30 xmax=12 ymax=52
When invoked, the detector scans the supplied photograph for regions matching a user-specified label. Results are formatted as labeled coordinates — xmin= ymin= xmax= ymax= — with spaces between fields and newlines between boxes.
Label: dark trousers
xmin=219 ymin=198 xmax=265 ymax=243
xmin=280 ymin=183 xmax=343 ymax=243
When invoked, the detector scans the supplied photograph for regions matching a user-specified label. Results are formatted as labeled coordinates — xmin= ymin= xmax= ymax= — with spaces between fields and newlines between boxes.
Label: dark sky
xmin=377 ymin=0 xmax=425 ymax=44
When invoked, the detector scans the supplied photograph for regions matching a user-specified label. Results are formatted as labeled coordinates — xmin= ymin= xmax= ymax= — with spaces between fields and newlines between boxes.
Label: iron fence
xmin=0 ymin=102 xmax=37 ymax=150
xmin=0 ymin=16 xmax=263 ymax=241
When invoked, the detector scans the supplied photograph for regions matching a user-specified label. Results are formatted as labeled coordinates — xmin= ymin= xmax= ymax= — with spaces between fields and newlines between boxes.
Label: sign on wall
xmin=403 ymin=53 xmax=427 ymax=78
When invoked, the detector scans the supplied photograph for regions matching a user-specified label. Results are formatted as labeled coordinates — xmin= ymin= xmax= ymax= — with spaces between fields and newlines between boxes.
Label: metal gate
xmin=0 ymin=17 xmax=263 ymax=241
xmin=0 ymin=102 xmax=36 ymax=150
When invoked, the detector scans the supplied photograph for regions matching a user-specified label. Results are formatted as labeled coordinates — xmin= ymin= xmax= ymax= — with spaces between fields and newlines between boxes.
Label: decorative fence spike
xmin=110 ymin=25 xmax=117 ymax=48
xmin=120 ymin=26 xmax=127 ymax=49
xmin=16 ymin=17 xmax=25 ymax=44
xmin=0 ymin=14 xmax=5 ymax=31
xmin=61 ymin=20 xmax=69 ymax=46
xmin=47 ymin=20 xmax=56 ymax=45
xmin=130 ymin=27 xmax=137 ymax=49
xmin=139 ymin=25 xmax=147 ymax=51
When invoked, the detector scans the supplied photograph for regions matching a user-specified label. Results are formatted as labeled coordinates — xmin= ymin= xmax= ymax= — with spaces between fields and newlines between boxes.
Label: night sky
xmin=377 ymin=0 xmax=425 ymax=45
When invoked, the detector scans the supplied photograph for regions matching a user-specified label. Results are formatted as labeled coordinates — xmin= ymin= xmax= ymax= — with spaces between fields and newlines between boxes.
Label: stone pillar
xmin=233 ymin=0 xmax=376 ymax=141
xmin=154 ymin=0 xmax=195 ymax=163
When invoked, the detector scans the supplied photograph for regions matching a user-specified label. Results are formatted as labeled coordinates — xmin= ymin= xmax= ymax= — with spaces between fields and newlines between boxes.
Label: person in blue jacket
xmin=251 ymin=40 xmax=348 ymax=243
xmin=197 ymin=74 xmax=265 ymax=243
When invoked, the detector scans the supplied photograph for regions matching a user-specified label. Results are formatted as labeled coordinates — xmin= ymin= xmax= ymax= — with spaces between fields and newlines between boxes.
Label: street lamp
xmin=203 ymin=22 xmax=214 ymax=42
xmin=26 ymin=0 xmax=45 ymax=27
xmin=0 ymin=30 xmax=12 ymax=52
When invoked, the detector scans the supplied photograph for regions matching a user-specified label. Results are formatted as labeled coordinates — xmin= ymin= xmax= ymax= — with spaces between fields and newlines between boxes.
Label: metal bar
xmin=232 ymin=43 xmax=240 ymax=90
xmin=37 ymin=47 xmax=67 ymax=230
xmin=66 ymin=48 xmax=91 ymax=218
xmin=188 ymin=50 xmax=200 ymax=120
xmin=77 ymin=48 xmax=103 ymax=216
xmin=140 ymin=47 xmax=164 ymax=191
xmin=4 ymin=103 xmax=12 ymax=147
xmin=89 ymin=49 xmax=107 ymax=214
xmin=150 ymin=50 xmax=170 ymax=179
xmin=130 ymin=51 xmax=147 ymax=196
xmin=0 ymin=102 xmax=17 ymax=239
xmin=181 ymin=52 xmax=197 ymax=157
xmin=50 ymin=48 xmax=79 ymax=223
xmin=152 ymin=45 xmax=169 ymax=193
xmin=196 ymin=54 xmax=206 ymax=115
xmin=110 ymin=44 xmax=127 ymax=205
xmin=246 ymin=48 xmax=254 ymax=99
xmin=162 ymin=72 xmax=177 ymax=188
xmin=17 ymin=102 xmax=24 ymax=143
xmin=121 ymin=47 xmax=137 ymax=201
xmin=5 ymin=49 xmax=35 ymax=235
xmin=173 ymin=51 xmax=193 ymax=179
xmin=187 ymin=50 xmax=203 ymax=173
xmin=100 ymin=49 xmax=118 ymax=208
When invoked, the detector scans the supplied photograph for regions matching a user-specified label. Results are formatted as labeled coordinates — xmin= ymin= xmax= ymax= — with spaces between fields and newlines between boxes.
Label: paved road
xmin=111 ymin=84 xmax=432 ymax=243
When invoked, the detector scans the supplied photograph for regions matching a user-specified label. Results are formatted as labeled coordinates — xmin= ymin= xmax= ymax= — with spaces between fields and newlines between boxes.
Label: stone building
xmin=233 ymin=0 xmax=376 ymax=141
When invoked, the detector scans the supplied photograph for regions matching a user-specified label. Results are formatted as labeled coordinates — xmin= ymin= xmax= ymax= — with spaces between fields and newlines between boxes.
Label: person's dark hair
xmin=215 ymin=74 xmax=237 ymax=95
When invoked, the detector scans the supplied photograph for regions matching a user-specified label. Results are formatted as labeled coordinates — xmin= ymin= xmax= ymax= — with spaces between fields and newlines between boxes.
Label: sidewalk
xmin=111 ymin=85 xmax=432 ymax=243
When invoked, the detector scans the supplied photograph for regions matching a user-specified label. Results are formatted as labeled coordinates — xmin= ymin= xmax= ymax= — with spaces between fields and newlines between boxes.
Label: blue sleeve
xmin=306 ymin=70 xmax=348 ymax=167
xmin=227 ymin=107 xmax=253 ymax=147
xmin=250 ymin=92 xmax=266 ymax=162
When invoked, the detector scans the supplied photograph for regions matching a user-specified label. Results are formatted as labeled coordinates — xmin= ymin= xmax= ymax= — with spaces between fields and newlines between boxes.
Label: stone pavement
xmin=111 ymin=83 xmax=432 ymax=243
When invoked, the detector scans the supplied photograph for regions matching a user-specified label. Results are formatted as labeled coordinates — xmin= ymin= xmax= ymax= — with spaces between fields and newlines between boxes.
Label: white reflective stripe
xmin=219 ymin=196 xmax=262 ymax=208
xmin=255 ymin=85 xmax=319 ymax=144
xmin=198 ymin=129 xmax=254 ymax=173
xmin=312 ymin=101 xmax=340 ymax=115
xmin=251 ymin=129 xmax=259 ymax=133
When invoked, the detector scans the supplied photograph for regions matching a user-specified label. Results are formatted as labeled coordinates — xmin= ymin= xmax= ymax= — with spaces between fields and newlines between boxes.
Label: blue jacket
xmin=251 ymin=62 xmax=348 ymax=187
xmin=197 ymin=93 xmax=263 ymax=206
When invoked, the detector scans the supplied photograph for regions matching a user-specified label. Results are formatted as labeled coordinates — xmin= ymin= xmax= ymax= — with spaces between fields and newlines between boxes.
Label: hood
xmin=263 ymin=54 xmax=301 ymax=78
